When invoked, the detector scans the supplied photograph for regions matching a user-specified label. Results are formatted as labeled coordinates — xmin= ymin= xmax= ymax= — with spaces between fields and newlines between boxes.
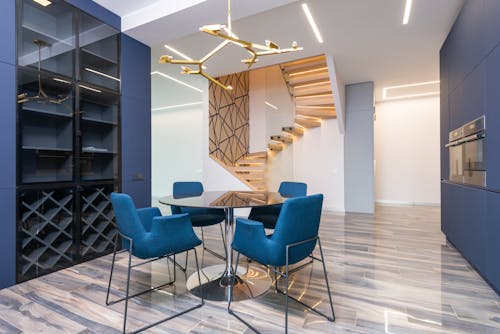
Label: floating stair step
xmin=245 ymin=151 xmax=267 ymax=159
xmin=296 ymin=106 xmax=337 ymax=119
xmin=270 ymin=135 xmax=293 ymax=144
xmin=281 ymin=55 xmax=326 ymax=69
xmin=296 ymin=95 xmax=334 ymax=106
xmin=288 ymin=71 xmax=329 ymax=86
xmin=282 ymin=126 xmax=304 ymax=136
xmin=285 ymin=63 xmax=328 ymax=76
xmin=232 ymin=165 xmax=266 ymax=172
xmin=294 ymin=116 xmax=322 ymax=128
xmin=268 ymin=142 xmax=284 ymax=151
xmin=292 ymin=81 xmax=332 ymax=96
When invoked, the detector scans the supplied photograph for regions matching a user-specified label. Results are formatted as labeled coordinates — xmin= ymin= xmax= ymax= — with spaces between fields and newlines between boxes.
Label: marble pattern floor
xmin=0 ymin=205 xmax=499 ymax=333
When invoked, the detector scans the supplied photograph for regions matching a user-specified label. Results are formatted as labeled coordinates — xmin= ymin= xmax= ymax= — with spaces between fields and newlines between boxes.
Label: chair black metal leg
xmin=318 ymin=237 xmax=335 ymax=321
xmin=285 ymin=249 xmax=290 ymax=334
xmin=106 ymin=233 xmax=119 ymax=306
xmin=274 ymin=266 xmax=278 ymax=293
xmin=193 ymin=248 xmax=204 ymax=305
xmin=200 ymin=226 xmax=226 ymax=261
xmin=122 ymin=243 xmax=133 ymax=334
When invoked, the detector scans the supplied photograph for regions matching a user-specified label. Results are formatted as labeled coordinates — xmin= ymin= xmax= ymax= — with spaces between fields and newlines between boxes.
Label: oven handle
xmin=445 ymin=133 xmax=483 ymax=148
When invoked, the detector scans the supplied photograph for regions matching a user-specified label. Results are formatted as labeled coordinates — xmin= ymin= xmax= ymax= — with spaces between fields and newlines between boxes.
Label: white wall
xmin=294 ymin=121 xmax=345 ymax=212
xmin=374 ymin=96 xmax=440 ymax=205
xmin=151 ymin=107 xmax=204 ymax=211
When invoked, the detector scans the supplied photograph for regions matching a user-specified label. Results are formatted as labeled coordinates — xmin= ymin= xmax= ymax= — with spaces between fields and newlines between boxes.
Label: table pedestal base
xmin=186 ymin=264 xmax=271 ymax=302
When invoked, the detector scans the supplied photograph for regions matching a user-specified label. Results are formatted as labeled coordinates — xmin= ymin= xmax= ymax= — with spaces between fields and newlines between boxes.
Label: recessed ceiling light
xmin=152 ymin=101 xmax=203 ymax=111
xmin=403 ymin=0 xmax=413 ymax=25
xmin=265 ymin=101 xmax=279 ymax=110
xmin=382 ymin=80 xmax=439 ymax=100
xmin=151 ymin=70 xmax=203 ymax=93
xmin=302 ymin=3 xmax=323 ymax=44
xmin=33 ymin=0 xmax=51 ymax=6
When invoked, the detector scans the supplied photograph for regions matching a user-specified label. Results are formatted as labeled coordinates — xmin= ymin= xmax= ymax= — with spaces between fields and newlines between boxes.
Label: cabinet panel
xmin=484 ymin=45 xmax=500 ymax=190
xmin=441 ymin=182 xmax=486 ymax=271
xmin=0 ymin=0 xmax=15 ymax=65
xmin=483 ymin=0 xmax=500 ymax=56
xmin=0 ymin=62 xmax=16 ymax=189
xmin=17 ymin=188 xmax=75 ymax=282
xmin=440 ymin=43 xmax=450 ymax=180
xmin=0 ymin=188 xmax=16 ymax=289
xmin=447 ymin=0 xmax=485 ymax=92
xmin=485 ymin=191 xmax=500 ymax=291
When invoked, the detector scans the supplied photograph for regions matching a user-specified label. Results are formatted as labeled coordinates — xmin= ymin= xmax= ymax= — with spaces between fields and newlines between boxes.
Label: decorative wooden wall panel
xmin=209 ymin=71 xmax=249 ymax=165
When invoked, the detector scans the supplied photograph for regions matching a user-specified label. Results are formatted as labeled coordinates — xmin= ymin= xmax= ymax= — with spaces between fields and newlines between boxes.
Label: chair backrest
xmin=272 ymin=194 xmax=323 ymax=249
xmin=278 ymin=181 xmax=307 ymax=198
xmin=110 ymin=192 xmax=145 ymax=240
xmin=173 ymin=181 xmax=204 ymax=198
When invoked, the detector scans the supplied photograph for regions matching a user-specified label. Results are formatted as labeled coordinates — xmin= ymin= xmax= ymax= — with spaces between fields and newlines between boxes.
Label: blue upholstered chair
xmin=248 ymin=181 xmax=307 ymax=229
xmin=229 ymin=194 xmax=335 ymax=333
xmin=107 ymin=193 xmax=204 ymax=334
xmin=171 ymin=182 xmax=226 ymax=260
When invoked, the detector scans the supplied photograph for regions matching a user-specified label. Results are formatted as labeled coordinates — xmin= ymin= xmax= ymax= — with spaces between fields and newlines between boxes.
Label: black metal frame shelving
xmin=15 ymin=0 xmax=122 ymax=283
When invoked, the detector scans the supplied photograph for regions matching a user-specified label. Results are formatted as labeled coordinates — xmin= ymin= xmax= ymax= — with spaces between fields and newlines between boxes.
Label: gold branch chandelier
xmin=159 ymin=0 xmax=303 ymax=91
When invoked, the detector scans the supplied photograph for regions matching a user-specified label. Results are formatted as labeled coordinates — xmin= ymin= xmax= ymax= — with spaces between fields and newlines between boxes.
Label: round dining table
xmin=159 ymin=190 xmax=287 ymax=302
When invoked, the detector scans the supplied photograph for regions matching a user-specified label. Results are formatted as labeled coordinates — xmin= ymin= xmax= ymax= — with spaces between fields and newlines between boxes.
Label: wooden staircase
xmin=212 ymin=55 xmax=336 ymax=191
xmin=267 ymin=55 xmax=336 ymax=152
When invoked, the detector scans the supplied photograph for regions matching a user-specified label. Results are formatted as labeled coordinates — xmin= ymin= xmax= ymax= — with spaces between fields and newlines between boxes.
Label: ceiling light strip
xmin=382 ymin=80 xmax=439 ymax=100
xmin=302 ymin=3 xmax=323 ymax=43
xmin=403 ymin=0 xmax=413 ymax=25
xmin=152 ymin=101 xmax=203 ymax=111
xmin=151 ymin=71 xmax=203 ymax=93
xmin=383 ymin=91 xmax=439 ymax=101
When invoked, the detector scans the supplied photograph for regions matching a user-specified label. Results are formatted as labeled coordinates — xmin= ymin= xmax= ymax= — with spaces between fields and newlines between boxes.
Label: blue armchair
xmin=171 ymin=182 xmax=226 ymax=260
xmin=248 ymin=181 xmax=307 ymax=229
xmin=107 ymin=193 xmax=204 ymax=334
xmin=229 ymin=194 xmax=335 ymax=333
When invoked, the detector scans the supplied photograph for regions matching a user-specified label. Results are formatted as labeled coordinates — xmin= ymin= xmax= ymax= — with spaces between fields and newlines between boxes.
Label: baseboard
xmin=376 ymin=200 xmax=440 ymax=207
xmin=323 ymin=206 xmax=346 ymax=215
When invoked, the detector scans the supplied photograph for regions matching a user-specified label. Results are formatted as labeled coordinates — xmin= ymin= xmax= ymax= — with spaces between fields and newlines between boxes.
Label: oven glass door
xmin=449 ymin=144 xmax=463 ymax=183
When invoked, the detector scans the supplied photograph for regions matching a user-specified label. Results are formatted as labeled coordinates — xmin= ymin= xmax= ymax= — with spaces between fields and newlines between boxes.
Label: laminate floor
xmin=1 ymin=205 xmax=499 ymax=333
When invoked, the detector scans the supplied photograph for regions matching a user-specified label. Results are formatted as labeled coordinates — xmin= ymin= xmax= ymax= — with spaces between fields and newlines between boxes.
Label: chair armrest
xmin=137 ymin=207 xmax=162 ymax=232
xmin=232 ymin=218 xmax=268 ymax=261
xmin=149 ymin=214 xmax=202 ymax=253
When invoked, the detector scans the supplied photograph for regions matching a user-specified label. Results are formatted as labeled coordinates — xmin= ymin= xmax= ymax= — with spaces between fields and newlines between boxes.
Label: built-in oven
xmin=446 ymin=116 xmax=486 ymax=187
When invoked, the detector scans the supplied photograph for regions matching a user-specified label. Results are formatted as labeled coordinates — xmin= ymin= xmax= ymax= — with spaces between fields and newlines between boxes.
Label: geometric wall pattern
xmin=209 ymin=71 xmax=250 ymax=165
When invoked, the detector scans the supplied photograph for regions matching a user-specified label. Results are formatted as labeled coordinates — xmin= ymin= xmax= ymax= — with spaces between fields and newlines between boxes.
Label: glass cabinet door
xmin=79 ymin=12 xmax=120 ymax=91
xmin=18 ymin=0 xmax=75 ymax=78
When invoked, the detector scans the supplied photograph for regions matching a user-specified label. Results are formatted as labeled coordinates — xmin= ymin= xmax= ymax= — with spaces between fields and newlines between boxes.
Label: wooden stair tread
xmin=245 ymin=151 xmax=267 ymax=159
xmin=282 ymin=126 xmax=304 ymax=136
xmin=281 ymin=55 xmax=326 ymax=68
xmin=268 ymin=142 xmax=284 ymax=151
xmin=295 ymin=91 xmax=333 ymax=98
xmin=288 ymin=72 xmax=330 ymax=86
xmin=286 ymin=64 xmax=328 ymax=77
xmin=270 ymin=135 xmax=293 ymax=143
xmin=294 ymin=116 xmax=321 ymax=128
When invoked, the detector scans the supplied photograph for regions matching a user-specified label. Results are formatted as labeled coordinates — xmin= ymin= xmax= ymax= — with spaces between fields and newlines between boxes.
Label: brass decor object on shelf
xmin=17 ymin=39 xmax=70 ymax=104
xmin=159 ymin=0 xmax=303 ymax=91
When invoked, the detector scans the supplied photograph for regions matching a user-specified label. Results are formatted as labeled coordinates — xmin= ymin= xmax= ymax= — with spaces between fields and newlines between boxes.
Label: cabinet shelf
xmin=22 ymin=107 xmax=73 ymax=119
xmin=22 ymin=146 xmax=72 ymax=153
xmin=82 ymin=117 xmax=117 ymax=126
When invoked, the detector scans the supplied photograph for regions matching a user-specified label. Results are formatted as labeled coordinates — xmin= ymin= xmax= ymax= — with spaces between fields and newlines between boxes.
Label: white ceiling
xmin=94 ymin=0 xmax=464 ymax=103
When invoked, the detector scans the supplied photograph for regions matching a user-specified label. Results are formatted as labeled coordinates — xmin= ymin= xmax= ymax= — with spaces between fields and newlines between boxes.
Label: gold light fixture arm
xmin=158 ymin=0 xmax=302 ymax=91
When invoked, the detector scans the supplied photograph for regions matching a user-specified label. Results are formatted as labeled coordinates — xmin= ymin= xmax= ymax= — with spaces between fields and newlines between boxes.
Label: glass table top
xmin=159 ymin=191 xmax=287 ymax=209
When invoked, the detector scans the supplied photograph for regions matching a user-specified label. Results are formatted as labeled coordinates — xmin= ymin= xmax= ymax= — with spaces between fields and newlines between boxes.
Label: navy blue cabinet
xmin=441 ymin=0 xmax=500 ymax=293
xmin=120 ymin=35 xmax=151 ymax=208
